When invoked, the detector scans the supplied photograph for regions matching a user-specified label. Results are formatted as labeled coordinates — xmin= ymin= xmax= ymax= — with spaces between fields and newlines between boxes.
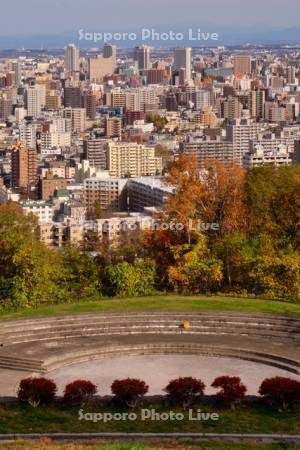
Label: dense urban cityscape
xmin=0 ymin=44 xmax=300 ymax=246
xmin=1 ymin=31 xmax=300 ymax=449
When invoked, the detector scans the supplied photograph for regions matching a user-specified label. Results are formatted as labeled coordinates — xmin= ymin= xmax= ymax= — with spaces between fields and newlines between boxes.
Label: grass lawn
xmin=1 ymin=295 xmax=300 ymax=321
xmin=0 ymin=402 xmax=299 ymax=435
xmin=0 ymin=439 xmax=300 ymax=449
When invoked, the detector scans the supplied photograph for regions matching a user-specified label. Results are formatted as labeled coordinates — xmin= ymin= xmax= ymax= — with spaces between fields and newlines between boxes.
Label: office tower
xmin=103 ymin=44 xmax=117 ymax=59
xmin=107 ymin=142 xmax=162 ymax=177
xmin=64 ymin=86 xmax=82 ymax=108
xmin=134 ymin=46 xmax=151 ymax=70
xmin=234 ymin=55 xmax=251 ymax=75
xmin=106 ymin=117 xmax=122 ymax=139
xmin=11 ymin=144 xmax=37 ymax=191
xmin=25 ymin=85 xmax=43 ymax=118
xmin=65 ymin=44 xmax=80 ymax=72
xmin=173 ymin=48 xmax=192 ymax=82
xmin=83 ymin=138 xmax=108 ymax=170
xmin=249 ymin=89 xmax=266 ymax=119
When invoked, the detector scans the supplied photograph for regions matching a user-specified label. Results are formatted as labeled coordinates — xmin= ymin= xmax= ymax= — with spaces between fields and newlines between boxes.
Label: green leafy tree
xmin=106 ymin=261 xmax=155 ymax=297
xmin=168 ymin=237 xmax=223 ymax=293
xmin=0 ymin=203 xmax=65 ymax=310
xmin=62 ymin=244 xmax=102 ymax=300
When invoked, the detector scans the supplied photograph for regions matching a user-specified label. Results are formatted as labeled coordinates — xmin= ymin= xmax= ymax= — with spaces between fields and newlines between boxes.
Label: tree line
xmin=1 ymin=157 xmax=300 ymax=310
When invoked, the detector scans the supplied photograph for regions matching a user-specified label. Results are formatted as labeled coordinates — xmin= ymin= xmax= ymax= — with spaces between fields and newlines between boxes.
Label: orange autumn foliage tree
xmin=164 ymin=155 xmax=246 ymax=239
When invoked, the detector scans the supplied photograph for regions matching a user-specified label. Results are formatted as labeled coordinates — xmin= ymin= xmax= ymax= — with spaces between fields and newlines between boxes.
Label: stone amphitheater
xmin=0 ymin=311 xmax=300 ymax=395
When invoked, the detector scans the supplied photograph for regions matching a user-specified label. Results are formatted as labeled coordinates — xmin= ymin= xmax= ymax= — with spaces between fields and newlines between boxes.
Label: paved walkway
xmin=1 ymin=355 xmax=300 ymax=397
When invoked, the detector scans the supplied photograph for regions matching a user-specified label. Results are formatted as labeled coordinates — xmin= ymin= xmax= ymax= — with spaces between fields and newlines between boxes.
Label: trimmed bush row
xmin=16 ymin=376 xmax=300 ymax=411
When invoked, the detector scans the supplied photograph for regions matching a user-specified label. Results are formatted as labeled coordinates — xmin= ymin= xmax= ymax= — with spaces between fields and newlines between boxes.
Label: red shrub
xmin=111 ymin=378 xmax=149 ymax=408
xmin=259 ymin=376 xmax=300 ymax=411
xmin=211 ymin=376 xmax=247 ymax=408
xmin=165 ymin=377 xmax=205 ymax=408
xmin=63 ymin=380 xmax=98 ymax=406
xmin=17 ymin=377 xmax=57 ymax=407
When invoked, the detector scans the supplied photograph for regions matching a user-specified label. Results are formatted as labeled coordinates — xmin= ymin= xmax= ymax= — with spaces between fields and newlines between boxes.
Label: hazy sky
xmin=0 ymin=0 xmax=299 ymax=35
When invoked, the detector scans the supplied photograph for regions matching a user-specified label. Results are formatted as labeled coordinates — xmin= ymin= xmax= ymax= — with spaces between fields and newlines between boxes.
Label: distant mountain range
xmin=0 ymin=25 xmax=299 ymax=49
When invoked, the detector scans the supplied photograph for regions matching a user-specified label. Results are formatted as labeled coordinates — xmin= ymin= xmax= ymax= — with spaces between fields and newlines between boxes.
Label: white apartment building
xmin=243 ymin=144 xmax=292 ymax=168
xmin=107 ymin=142 xmax=162 ymax=177
xmin=19 ymin=200 xmax=54 ymax=224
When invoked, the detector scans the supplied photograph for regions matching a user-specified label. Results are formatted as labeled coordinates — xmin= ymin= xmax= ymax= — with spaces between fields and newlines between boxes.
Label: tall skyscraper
xmin=65 ymin=44 xmax=80 ymax=72
xmin=12 ymin=60 xmax=21 ymax=85
xmin=173 ymin=48 xmax=192 ymax=82
xmin=134 ymin=46 xmax=151 ymax=70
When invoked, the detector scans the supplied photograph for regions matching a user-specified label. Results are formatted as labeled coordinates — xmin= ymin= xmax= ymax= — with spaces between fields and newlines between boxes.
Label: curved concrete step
xmin=1 ymin=312 xmax=300 ymax=373
xmin=42 ymin=343 xmax=300 ymax=374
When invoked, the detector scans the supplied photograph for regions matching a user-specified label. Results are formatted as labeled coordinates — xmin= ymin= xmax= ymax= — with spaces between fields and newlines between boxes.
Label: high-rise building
xmin=65 ymin=44 xmax=80 ymax=72
xmin=19 ymin=122 xmax=41 ymax=149
xmin=25 ymin=85 xmax=43 ymax=118
xmin=12 ymin=60 xmax=21 ymax=85
xmin=64 ymin=86 xmax=82 ymax=108
xmin=234 ymin=55 xmax=251 ymax=75
xmin=0 ymin=95 xmax=13 ymax=120
xmin=88 ymin=56 xmax=115 ymax=82
xmin=134 ymin=46 xmax=151 ymax=70
xmin=11 ymin=144 xmax=37 ymax=191
xmin=64 ymin=107 xmax=86 ymax=133
xmin=222 ymin=96 xmax=243 ymax=122
xmin=173 ymin=48 xmax=192 ymax=82
xmin=106 ymin=117 xmax=122 ymax=139
xmin=103 ymin=44 xmax=117 ymax=60
xmin=227 ymin=118 xmax=266 ymax=164
xmin=82 ymin=92 xmax=97 ymax=120
xmin=287 ymin=66 xmax=296 ymax=84
xmin=84 ymin=176 xmax=127 ymax=212
xmin=83 ymin=138 xmax=108 ymax=170
xmin=183 ymin=137 xmax=234 ymax=167
xmin=249 ymin=89 xmax=266 ymax=119
xmin=107 ymin=142 xmax=162 ymax=177
xmin=192 ymin=89 xmax=211 ymax=110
